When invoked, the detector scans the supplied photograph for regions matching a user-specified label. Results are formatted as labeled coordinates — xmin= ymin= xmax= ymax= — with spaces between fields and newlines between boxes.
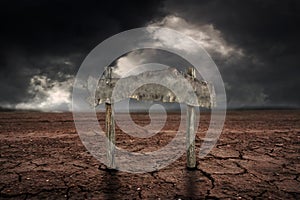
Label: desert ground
xmin=0 ymin=110 xmax=299 ymax=199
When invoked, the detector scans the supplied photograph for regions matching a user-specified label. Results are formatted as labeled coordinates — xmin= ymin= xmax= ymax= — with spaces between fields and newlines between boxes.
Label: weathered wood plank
xmin=186 ymin=105 xmax=196 ymax=168
xmin=91 ymin=68 xmax=214 ymax=107
xmin=105 ymin=103 xmax=116 ymax=169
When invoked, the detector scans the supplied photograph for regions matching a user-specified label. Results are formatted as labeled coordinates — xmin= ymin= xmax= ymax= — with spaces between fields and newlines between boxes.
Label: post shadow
xmin=184 ymin=166 xmax=198 ymax=199
xmin=101 ymin=167 xmax=120 ymax=200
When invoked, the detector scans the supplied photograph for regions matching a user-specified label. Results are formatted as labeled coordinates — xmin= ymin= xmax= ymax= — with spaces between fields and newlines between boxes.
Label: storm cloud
xmin=162 ymin=0 xmax=300 ymax=107
xmin=0 ymin=0 xmax=299 ymax=110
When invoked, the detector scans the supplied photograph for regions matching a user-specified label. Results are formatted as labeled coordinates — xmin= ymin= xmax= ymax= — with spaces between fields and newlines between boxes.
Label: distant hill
xmin=0 ymin=106 xmax=16 ymax=112
xmin=228 ymin=105 xmax=300 ymax=111
xmin=0 ymin=106 xmax=41 ymax=112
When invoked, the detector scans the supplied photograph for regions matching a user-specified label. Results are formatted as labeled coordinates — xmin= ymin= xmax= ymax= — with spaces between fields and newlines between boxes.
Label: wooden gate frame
xmin=100 ymin=67 xmax=211 ymax=169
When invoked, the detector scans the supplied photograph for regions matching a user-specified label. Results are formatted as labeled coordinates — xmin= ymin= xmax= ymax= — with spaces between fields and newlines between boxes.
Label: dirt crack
xmin=197 ymin=167 xmax=215 ymax=197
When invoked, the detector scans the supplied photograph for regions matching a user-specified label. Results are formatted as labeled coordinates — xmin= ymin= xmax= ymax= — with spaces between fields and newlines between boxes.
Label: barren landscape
xmin=0 ymin=110 xmax=299 ymax=199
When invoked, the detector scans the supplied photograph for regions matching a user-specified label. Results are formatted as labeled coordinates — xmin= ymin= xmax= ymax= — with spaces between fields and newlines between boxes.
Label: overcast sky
xmin=0 ymin=0 xmax=299 ymax=111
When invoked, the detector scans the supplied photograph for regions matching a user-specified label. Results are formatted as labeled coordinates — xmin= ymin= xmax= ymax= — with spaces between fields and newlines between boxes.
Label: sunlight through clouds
xmin=15 ymin=75 xmax=73 ymax=111
xmin=149 ymin=15 xmax=243 ymax=57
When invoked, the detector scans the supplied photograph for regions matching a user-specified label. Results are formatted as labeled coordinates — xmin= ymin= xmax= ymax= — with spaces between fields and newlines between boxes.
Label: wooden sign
xmin=94 ymin=67 xmax=215 ymax=169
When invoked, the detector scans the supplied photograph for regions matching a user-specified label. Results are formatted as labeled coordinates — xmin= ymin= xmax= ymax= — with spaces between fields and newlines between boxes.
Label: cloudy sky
xmin=0 ymin=0 xmax=299 ymax=111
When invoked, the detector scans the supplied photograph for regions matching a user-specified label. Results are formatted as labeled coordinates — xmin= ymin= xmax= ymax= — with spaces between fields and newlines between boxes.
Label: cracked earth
xmin=0 ymin=110 xmax=299 ymax=199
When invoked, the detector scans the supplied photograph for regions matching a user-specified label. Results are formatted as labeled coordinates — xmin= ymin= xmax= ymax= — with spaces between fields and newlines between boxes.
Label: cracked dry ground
xmin=0 ymin=110 xmax=300 ymax=199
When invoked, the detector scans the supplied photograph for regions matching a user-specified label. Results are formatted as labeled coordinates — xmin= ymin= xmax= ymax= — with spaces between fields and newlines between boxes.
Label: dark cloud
xmin=0 ymin=0 xmax=164 ymax=107
xmin=0 ymin=0 xmax=299 ymax=109
xmin=163 ymin=0 xmax=300 ymax=107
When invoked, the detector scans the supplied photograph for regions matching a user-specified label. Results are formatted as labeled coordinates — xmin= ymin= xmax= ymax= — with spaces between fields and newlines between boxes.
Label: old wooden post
xmin=186 ymin=67 xmax=196 ymax=168
xmin=105 ymin=102 xmax=116 ymax=169
xmin=105 ymin=66 xmax=116 ymax=169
